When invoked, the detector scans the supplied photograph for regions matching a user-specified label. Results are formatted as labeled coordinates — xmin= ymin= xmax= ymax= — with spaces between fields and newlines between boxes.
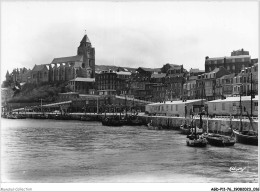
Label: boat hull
xmin=186 ymin=135 xmax=207 ymax=147
xmin=102 ymin=117 xmax=125 ymax=126
xmin=233 ymin=130 xmax=258 ymax=146
xmin=186 ymin=138 xmax=207 ymax=147
xmin=206 ymin=134 xmax=235 ymax=147
xmin=147 ymin=124 xmax=162 ymax=130
xmin=180 ymin=128 xmax=190 ymax=134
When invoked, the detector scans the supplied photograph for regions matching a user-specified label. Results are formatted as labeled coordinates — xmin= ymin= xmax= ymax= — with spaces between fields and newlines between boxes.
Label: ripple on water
xmin=1 ymin=119 xmax=258 ymax=183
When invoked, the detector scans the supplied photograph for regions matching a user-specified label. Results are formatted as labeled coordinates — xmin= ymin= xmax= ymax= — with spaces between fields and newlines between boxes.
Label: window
xmin=233 ymin=103 xmax=236 ymax=111
xmin=213 ymin=103 xmax=216 ymax=111
xmin=176 ymin=105 xmax=178 ymax=111
xmin=222 ymin=103 xmax=225 ymax=110
xmin=227 ymin=66 xmax=230 ymax=70
xmin=232 ymin=65 xmax=235 ymax=70
xmin=232 ymin=59 xmax=235 ymax=63
xmin=254 ymin=102 xmax=258 ymax=111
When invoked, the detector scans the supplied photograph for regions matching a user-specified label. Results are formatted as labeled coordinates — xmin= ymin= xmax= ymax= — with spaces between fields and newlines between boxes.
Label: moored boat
xmin=232 ymin=94 xmax=258 ymax=146
xmin=101 ymin=116 xmax=125 ymax=126
xmin=186 ymin=134 xmax=207 ymax=147
xmin=233 ymin=129 xmax=258 ymax=146
xmin=126 ymin=115 xmax=143 ymax=126
xmin=147 ymin=122 xmax=162 ymax=130
xmin=180 ymin=124 xmax=190 ymax=134
xmin=7 ymin=114 xmax=18 ymax=119
xmin=180 ymin=124 xmax=203 ymax=135
xmin=186 ymin=112 xmax=207 ymax=147
xmin=206 ymin=134 xmax=236 ymax=147
xmin=204 ymin=115 xmax=236 ymax=147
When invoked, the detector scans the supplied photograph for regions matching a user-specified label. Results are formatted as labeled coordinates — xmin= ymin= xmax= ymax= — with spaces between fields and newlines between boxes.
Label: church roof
xmin=81 ymin=35 xmax=91 ymax=44
xmin=52 ymin=55 xmax=83 ymax=64
xmin=32 ymin=64 xmax=48 ymax=72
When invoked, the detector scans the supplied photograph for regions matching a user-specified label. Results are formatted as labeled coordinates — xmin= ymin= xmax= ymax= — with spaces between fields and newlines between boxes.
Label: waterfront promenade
xmin=9 ymin=111 xmax=258 ymax=134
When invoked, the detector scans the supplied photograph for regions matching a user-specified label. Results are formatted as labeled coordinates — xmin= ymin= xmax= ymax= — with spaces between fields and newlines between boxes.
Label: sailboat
xmin=233 ymin=112 xmax=258 ymax=145
xmin=233 ymin=76 xmax=258 ymax=146
xmin=205 ymin=115 xmax=236 ymax=147
xmin=180 ymin=105 xmax=203 ymax=134
xmin=186 ymin=113 xmax=207 ymax=147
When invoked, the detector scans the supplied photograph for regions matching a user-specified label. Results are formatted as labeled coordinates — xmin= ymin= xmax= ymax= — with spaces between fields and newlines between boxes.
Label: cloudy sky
xmin=1 ymin=1 xmax=258 ymax=81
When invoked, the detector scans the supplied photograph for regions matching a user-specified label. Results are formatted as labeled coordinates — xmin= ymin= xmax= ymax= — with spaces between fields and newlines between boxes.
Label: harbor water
xmin=1 ymin=119 xmax=258 ymax=183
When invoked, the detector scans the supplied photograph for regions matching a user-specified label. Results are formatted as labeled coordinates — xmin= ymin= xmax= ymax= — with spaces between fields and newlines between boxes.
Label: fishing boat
xmin=6 ymin=113 xmax=18 ymax=119
xmin=186 ymin=134 xmax=207 ymax=147
xmin=180 ymin=123 xmax=190 ymax=134
xmin=147 ymin=119 xmax=162 ymax=130
xmin=101 ymin=116 xmax=125 ymax=126
xmin=205 ymin=115 xmax=236 ymax=147
xmin=80 ymin=115 xmax=92 ymax=121
xmin=233 ymin=129 xmax=258 ymax=146
xmin=186 ymin=113 xmax=207 ymax=147
xmin=233 ymin=113 xmax=258 ymax=145
xmin=232 ymin=91 xmax=258 ymax=146
xmin=126 ymin=115 xmax=143 ymax=126
xmin=206 ymin=134 xmax=236 ymax=147
xmin=16 ymin=114 xmax=27 ymax=119
xmin=180 ymin=123 xmax=203 ymax=135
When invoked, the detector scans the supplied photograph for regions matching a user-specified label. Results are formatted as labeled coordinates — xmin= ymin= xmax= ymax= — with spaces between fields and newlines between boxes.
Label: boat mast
xmin=239 ymin=87 xmax=243 ymax=132
xmin=200 ymin=82 xmax=204 ymax=129
xmin=250 ymin=72 xmax=253 ymax=117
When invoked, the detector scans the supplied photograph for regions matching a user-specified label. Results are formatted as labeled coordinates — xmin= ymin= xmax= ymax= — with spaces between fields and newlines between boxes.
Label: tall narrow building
xmin=77 ymin=34 xmax=95 ymax=78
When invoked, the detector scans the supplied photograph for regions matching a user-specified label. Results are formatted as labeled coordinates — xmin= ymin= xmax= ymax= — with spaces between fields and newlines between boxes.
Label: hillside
xmin=8 ymin=82 xmax=72 ymax=103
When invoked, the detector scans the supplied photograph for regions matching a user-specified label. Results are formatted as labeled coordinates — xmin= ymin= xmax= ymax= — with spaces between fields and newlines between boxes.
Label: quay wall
xmin=12 ymin=112 xmax=258 ymax=133
xmin=139 ymin=115 xmax=258 ymax=134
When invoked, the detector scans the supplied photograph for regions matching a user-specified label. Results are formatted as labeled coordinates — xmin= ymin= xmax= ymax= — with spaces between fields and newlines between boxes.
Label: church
xmin=29 ymin=34 xmax=96 ymax=93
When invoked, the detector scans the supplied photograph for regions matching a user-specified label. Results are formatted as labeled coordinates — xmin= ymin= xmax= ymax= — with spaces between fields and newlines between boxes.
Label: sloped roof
xmin=220 ymin=73 xmax=235 ymax=79
xmin=116 ymin=71 xmax=131 ymax=75
xmin=148 ymin=99 xmax=206 ymax=106
xmin=70 ymin=77 xmax=95 ymax=82
xmin=138 ymin=67 xmax=161 ymax=72
xmin=190 ymin=68 xmax=205 ymax=73
xmin=81 ymin=35 xmax=91 ymax=44
xmin=32 ymin=64 xmax=48 ymax=71
xmin=207 ymin=55 xmax=251 ymax=61
xmin=151 ymin=73 xmax=166 ymax=78
xmin=52 ymin=55 xmax=83 ymax=64
xmin=207 ymin=96 xmax=259 ymax=103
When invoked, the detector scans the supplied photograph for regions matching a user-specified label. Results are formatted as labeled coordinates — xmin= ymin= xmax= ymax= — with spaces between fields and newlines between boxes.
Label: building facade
xmin=205 ymin=49 xmax=256 ymax=74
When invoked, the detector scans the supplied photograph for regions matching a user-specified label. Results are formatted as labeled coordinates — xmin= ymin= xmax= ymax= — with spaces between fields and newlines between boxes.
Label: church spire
xmin=80 ymin=34 xmax=91 ymax=45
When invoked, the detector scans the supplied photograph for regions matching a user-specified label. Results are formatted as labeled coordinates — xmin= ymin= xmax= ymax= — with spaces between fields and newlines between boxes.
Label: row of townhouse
xmin=183 ymin=63 xmax=258 ymax=101
xmin=3 ymin=45 xmax=257 ymax=102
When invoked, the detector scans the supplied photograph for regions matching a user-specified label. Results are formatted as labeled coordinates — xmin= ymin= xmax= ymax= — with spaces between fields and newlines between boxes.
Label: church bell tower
xmin=77 ymin=34 xmax=95 ymax=78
